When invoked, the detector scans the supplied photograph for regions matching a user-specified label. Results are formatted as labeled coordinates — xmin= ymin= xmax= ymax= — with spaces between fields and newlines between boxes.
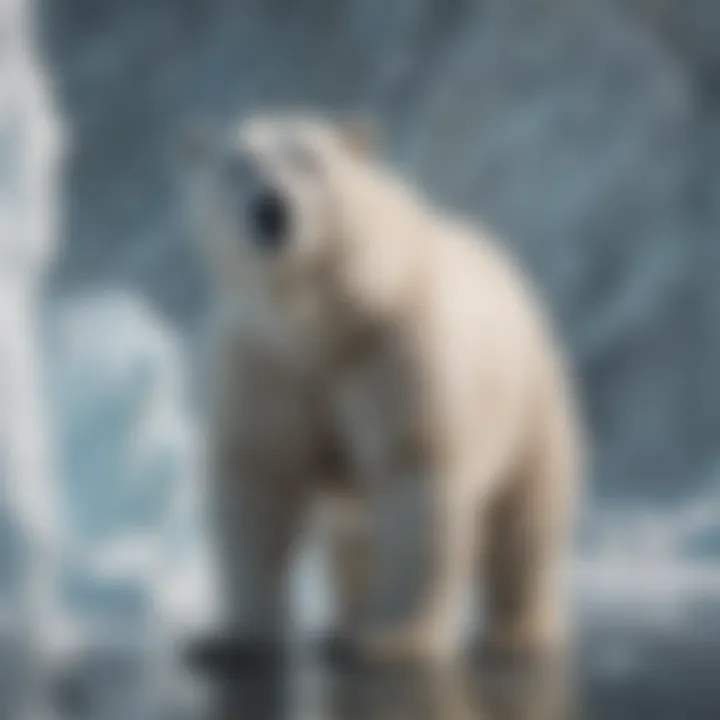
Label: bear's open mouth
xmin=248 ymin=188 xmax=288 ymax=251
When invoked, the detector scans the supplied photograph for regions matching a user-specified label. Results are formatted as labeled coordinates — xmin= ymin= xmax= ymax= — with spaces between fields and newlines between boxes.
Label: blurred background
xmin=2 ymin=0 xmax=720 ymax=717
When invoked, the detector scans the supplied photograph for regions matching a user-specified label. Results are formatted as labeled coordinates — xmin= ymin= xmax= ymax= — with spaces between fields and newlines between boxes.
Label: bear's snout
xmin=248 ymin=188 xmax=288 ymax=252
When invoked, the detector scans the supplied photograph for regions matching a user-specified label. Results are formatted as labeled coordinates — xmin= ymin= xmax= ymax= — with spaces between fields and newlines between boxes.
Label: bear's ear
xmin=175 ymin=118 xmax=217 ymax=170
xmin=340 ymin=115 xmax=379 ymax=157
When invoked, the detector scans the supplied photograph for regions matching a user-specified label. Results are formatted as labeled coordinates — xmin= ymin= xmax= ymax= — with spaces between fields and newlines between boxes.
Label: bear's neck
xmin=336 ymin=165 xmax=433 ymax=332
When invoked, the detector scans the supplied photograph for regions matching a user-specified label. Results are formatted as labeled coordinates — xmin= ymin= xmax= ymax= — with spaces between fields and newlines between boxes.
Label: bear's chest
xmin=329 ymin=338 xmax=427 ymax=482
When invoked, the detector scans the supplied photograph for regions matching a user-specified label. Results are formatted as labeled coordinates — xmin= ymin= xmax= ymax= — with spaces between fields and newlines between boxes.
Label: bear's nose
xmin=248 ymin=188 xmax=288 ymax=251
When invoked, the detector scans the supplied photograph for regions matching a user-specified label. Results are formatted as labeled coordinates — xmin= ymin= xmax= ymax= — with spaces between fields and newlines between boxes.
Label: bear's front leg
xmin=188 ymin=435 xmax=311 ymax=674
xmin=211 ymin=453 xmax=307 ymax=642
xmin=189 ymin=345 xmax=316 ymax=671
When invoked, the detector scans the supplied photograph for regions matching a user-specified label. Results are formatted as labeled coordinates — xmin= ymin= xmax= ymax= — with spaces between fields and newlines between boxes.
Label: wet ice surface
xmin=5 ymin=608 xmax=713 ymax=720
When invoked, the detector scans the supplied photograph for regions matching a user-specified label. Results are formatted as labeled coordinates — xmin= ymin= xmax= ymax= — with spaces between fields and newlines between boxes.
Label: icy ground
xmin=0 ymin=290 xmax=718 ymax=719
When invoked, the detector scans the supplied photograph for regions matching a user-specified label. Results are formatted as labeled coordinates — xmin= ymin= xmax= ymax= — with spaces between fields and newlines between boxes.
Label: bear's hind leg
xmin=480 ymin=434 xmax=575 ymax=659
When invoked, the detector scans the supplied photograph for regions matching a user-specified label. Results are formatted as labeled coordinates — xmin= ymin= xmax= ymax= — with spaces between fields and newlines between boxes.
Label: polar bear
xmin=181 ymin=112 xmax=582 ymax=664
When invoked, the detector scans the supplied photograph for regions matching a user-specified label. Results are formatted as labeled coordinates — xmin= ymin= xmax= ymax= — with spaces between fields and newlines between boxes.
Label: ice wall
xmin=0 ymin=0 xmax=65 ymax=716
xmin=49 ymin=290 xmax=213 ymax=639
xmin=45 ymin=290 xmax=214 ymax=719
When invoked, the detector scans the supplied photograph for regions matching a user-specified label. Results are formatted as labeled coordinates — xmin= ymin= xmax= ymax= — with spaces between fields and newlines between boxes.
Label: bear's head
xmin=182 ymin=113 xmax=376 ymax=276
xmin=182 ymin=111 xmax=423 ymax=357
